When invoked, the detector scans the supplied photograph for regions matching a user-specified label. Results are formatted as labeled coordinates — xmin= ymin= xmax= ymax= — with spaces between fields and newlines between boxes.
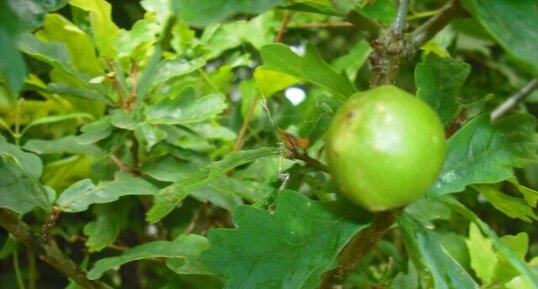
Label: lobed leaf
xmin=56 ymin=174 xmax=158 ymax=213
xmin=0 ymin=154 xmax=51 ymax=214
xmin=415 ymin=53 xmax=470 ymax=126
xmin=429 ymin=114 xmax=538 ymax=197
xmin=87 ymin=234 xmax=211 ymax=280
xmin=146 ymin=93 xmax=227 ymax=125
xmin=474 ymin=184 xmax=538 ymax=223
xmin=202 ymin=190 xmax=372 ymax=289
xmin=146 ymin=147 xmax=280 ymax=223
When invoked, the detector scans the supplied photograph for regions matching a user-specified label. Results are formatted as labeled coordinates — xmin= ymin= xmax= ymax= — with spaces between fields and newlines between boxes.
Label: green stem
xmin=28 ymin=249 xmax=36 ymax=289
xmin=14 ymin=250 xmax=27 ymax=289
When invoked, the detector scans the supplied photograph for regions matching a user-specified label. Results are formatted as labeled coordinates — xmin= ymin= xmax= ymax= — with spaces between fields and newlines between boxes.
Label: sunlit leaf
xmin=260 ymin=43 xmax=356 ymax=101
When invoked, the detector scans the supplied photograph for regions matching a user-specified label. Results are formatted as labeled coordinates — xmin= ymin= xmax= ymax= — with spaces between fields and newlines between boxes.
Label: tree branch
xmin=405 ymin=0 xmax=468 ymax=58
xmin=0 ymin=208 xmax=112 ymax=289
xmin=318 ymin=211 xmax=395 ymax=289
xmin=392 ymin=0 xmax=410 ymax=33
xmin=490 ymin=79 xmax=538 ymax=122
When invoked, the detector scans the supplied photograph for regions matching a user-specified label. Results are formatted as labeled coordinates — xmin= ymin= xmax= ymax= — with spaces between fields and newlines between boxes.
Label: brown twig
xmin=298 ymin=22 xmax=353 ymax=28
xmin=127 ymin=60 xmax=139 ymax=109
xmin=69 ymin=235 xmax=130 ymax=252
xmin=275 ymin=11 xmax=291 ymax=43
xmin=490 ymin=79 xmax=538 ymax=122
xmin=318 ymin=211 xmax=395 ymax=289
xmin=233 ymin=96 xmax=259 ymax=151
xmin=0 ymin=208 xmax=113 ymax=289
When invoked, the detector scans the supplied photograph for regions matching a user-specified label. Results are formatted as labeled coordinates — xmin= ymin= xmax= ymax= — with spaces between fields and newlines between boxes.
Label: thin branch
xmin=297 ymin=21 xmax=353 ymax=28
xmin=0 ymin=208 xmax=112 ymax=289
xmin=405 ymin=0 xmax=468 ymax=58
xmin=392 ymin=0 xmax=410 ymax=33
xmin=318 ymin=211 xmax=395 ymax=289
xmin=275 ymin=10 xmax=291 ymax=43
xmin=285 ymin=151 xmax=330 ymax=173
xmin=233 ymin=96 xmax=259 ymax=151
xmin=490 ymin=79 xmax=538 ymax=122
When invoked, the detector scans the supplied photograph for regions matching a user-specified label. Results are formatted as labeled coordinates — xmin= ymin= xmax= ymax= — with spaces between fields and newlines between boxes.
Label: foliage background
xmin=1 ymin=0 xmax=538 ymax=289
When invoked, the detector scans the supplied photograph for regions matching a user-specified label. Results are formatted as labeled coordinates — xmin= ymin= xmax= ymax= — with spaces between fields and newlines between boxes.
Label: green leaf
xmin=509 ymin=179 xmax=538 ymax=207
xmin=46 ymin=83 xmax=112 ymax=104
xmin=115 ymin=19 xmax=159 ymax=59
xmin=356 ymin=0 xmax=397 ymax=24
xmin=494 ymin=232 xmax=530 ymax=283
xmin=444 ymin=198 xmax=538 ymax=289
xmin=260 ymin=43 xmax=356 ymax=101
xmin=6 ymin=0 xmax=47 ymax=30
xmin=466 ymin=223 xmax=498 ymax=283
xmin=134 ymin=124 xmax=167 ymax=152
xmin=146 ymin=93 xmax=227 ymax=125
xmin=254 ymin=69 xmax=300 ymax=98
xmin=474 ymin=184 xmax=538 ymax=223
xmin=0 ymin=138 xmax=43 ymax=178
xmin=151 ymin=56 xmax=208 ymax=87
xmin=280 ymin=0 xmax=340 ymax=16
xmin=18 ymin=32 xmax=88 ymax=82
xmin=0 ymin=235 xmax=17 ymax=260
xmin=23 ymin=136 xmax=101 ymax=156
xmin=397 ymin=212 xmax=479 ymax=289
xmin=0 ymin=154 xmax=51 ymax=214
xmin=201 ymin=12 xmax=277 ymax=58
xmin=174 ymin=0 xmax=286 ymax=27
xmin=0 ymin=2 xmax=26 ymax=95
xmin=331 ymin=39 xmax=372 ymax=81
xmin=76 ymin=116 xmax=113 ymax=145
xmin=202 ymin=190 xmax=371 ymax=289
xmin=56 ymin=174 xmax=158 ymax=213
xmin=429 ymin=114 xmax=538 ymax=197
xmin=190 ymin=175 xmax=244 ymax=211
xmin=20 ymin=112 xmax=94 ymax=136
xmin=87 ymin=234 xmax=211 ymax=280
xmin=135 ymin=44 xmax=162 ymax=103
xmin=83 ymin=202 xmax=130 ymax=252
xmin=146 ymin=148 xmax=279 ymax=223
xmin=69 ymin=0 xmax=120 ymax=58
xmin=461 ymin=0 xmax=538 ymax=76
xmin=36 ymin=13 xmax=103 ymax=75
xmin=415 ymin=53 xmax=471 ymax=126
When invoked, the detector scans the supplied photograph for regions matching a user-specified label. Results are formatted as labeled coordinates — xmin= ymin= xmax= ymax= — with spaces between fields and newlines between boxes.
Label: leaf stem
xmin=490 ymin=79 xmax=538 ymax=122
xmin=0 ymin=208 xmax=113 ymax=289
xmin=318 ymin=211 xmax=395 ymax=289
xmin=14 ymin=250 xmax=26 ymax=289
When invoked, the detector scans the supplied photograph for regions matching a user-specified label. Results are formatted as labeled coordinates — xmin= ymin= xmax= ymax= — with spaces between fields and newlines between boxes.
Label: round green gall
xmin=325 ymin=85 xmax=446 ymax=212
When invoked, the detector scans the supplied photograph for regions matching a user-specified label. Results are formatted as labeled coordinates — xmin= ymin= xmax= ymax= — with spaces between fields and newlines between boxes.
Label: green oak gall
xmin=326 ymin=85 xmax=446 ymax=211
